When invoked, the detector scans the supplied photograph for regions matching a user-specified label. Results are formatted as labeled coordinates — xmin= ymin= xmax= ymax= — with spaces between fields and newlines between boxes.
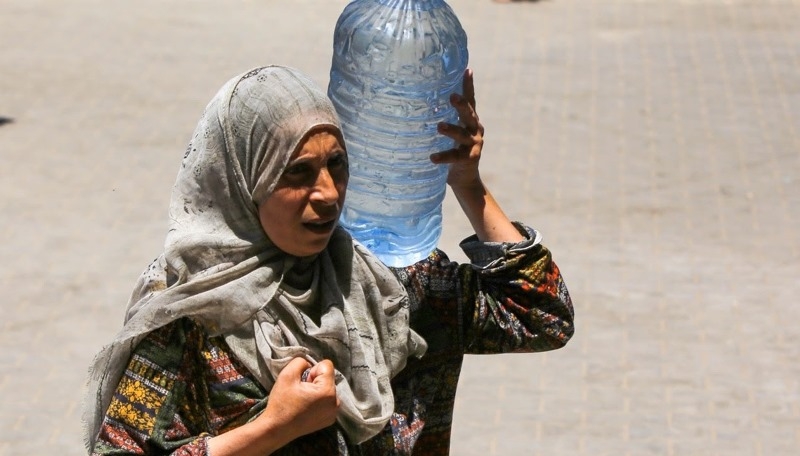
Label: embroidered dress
xmin=92 ymin=225 xmax=574 ymax=455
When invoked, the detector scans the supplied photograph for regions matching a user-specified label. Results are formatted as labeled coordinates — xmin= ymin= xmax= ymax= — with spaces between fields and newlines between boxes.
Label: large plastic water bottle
xmin=328 ymin=0 xmax=469 ymax=267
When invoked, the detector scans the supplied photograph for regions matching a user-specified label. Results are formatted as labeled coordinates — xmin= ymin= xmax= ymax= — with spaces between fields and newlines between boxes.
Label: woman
xmin=83 ymin=65 xmax=574 ymax=455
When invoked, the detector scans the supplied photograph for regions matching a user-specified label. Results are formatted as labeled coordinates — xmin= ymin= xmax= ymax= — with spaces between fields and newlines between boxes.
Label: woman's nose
xmin=311 ymin=169 xmax=339 ymax=204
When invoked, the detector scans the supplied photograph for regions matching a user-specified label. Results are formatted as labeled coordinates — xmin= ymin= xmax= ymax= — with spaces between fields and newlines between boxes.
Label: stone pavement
xmin=1 ymin=0 xmax=798 ymax=454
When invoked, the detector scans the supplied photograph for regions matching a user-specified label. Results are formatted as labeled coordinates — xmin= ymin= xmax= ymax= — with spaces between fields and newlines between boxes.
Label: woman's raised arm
xmin=430 ymin=69 xmax=525 ymax=244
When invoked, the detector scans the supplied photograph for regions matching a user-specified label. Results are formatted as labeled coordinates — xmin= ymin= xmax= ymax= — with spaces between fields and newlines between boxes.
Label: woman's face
xmin=258 ymin=128 xmax=349 ymax=257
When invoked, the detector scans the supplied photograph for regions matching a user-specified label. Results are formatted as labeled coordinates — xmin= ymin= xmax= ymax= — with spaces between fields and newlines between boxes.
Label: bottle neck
xmin=370 ymin=0 xmax=448 ymax=11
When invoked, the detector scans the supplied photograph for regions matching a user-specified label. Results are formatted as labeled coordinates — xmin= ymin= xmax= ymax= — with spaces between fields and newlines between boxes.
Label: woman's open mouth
xmin=303 ymin=219 xmax=337 ymax=234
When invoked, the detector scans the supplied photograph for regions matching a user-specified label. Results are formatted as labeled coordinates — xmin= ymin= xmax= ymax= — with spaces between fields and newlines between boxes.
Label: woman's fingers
xmin=309 ymin=359 xmax=335 ymax=380
xmin=436 ymin=122 xmax=475 ymax=146
xmin=281 ymin=358 xmax=336 ymax=393
xmin=455 ymin=69 xmax=481 ymax=131
xmin=430 ymin=148 xmax=463 ymax=164
xmin=462 ymin=68 xmax=476 ymax=110
xmin=280 ymin=357 xmax=312 ymax=380
xmin=434 ymin=68 xmax=482 ymax=152
xmin=309 ymin=360 xmax=340 ymax=408
xmin=432 ymin=108 xmax=484 ymax=165
xmin=450 ymin=94 xmax=482 ymax=135
xmin=307 ymin=359 xmax=336 ymax=388
xmin=432 ymin=69 xmax=484 ymax=188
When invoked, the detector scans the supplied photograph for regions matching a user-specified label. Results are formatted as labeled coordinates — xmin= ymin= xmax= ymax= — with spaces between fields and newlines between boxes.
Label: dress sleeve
xmin=90 ymin=318 xmax=265 ymax=456
xmin=396 ymin=222 xmax=575 ymax=355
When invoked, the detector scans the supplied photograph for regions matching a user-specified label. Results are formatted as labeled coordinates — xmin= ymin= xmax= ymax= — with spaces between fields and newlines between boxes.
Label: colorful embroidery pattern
xmin=92 ymin=228 xmax=574 ymax=455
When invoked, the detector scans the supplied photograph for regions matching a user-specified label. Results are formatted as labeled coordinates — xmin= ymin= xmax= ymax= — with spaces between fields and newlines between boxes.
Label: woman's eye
xmin=284 ymin=163 xmax=309 ymax=176
xmin=329 ymin=154 xmax=348 ymax=169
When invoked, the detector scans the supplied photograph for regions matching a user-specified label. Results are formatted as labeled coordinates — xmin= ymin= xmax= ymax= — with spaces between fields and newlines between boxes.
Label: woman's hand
xmin=262 ymin=357 xmax=340 ymax=438
xmin=207 ymin=357 xmax=340 ymax=456
xmin=430 ymin=69 xmax=525 ymax=244
xmin=430 ymin=69 xmax=484 ymax=192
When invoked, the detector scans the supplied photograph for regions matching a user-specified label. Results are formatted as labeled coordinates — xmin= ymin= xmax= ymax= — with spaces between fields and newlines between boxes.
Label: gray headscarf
xmin=82 ymin=65 xmax=427 ymax=450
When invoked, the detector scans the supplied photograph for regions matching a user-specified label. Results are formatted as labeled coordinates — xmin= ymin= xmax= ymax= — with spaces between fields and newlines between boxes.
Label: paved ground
xmin=1 ymin=0 xmax=798 ymax=454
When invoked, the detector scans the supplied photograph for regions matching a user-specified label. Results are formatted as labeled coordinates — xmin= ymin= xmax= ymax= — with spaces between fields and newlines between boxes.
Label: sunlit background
xmin=1 ymin=1 xmax=798 ymax=454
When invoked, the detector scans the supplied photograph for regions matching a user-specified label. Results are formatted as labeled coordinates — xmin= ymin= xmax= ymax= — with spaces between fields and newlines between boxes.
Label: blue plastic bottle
xmin=328 ymin=0 xmax=469 ymax=267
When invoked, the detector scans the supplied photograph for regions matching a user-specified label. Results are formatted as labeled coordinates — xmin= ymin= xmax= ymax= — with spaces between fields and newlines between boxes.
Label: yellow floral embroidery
xmin=106 ymin=359 xmax=175 ymax=433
